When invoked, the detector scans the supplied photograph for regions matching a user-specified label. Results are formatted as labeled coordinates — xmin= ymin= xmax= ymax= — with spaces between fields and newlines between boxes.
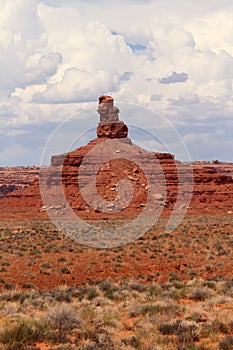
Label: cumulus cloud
xmin=22 ymin=52 xmax=63 ymax=86
xmin=1 ymin=0 xmax=233 ymax=164
xmin=33 ymin=68 xmax=119 ymax=103
xmin=0 ymin=0 xmax=44 ymax=92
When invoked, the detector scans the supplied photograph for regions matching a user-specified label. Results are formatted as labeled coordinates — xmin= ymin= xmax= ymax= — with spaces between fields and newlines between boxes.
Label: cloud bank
xmin=0 ymin=0 xmax=233 ymax=165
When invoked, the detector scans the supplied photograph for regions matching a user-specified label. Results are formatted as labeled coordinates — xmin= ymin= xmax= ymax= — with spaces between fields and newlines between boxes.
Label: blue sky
xmin=0 ymin=0 xmax=233 ymax=165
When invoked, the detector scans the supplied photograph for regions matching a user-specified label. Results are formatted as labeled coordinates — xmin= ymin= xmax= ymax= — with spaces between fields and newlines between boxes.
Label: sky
xmin=0 ymin=0 xmax=233 ymax=165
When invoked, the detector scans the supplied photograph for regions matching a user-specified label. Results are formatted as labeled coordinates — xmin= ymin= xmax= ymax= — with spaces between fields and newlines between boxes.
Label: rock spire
xmin=96 ymin=95 xmax=128 ymax=138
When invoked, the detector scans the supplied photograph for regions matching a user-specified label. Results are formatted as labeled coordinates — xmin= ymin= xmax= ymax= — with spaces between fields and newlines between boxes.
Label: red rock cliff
xmin=0 ymin=96 xmax=232 ymax=220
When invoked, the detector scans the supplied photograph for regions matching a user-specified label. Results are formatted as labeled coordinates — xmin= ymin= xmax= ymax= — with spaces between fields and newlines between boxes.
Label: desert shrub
xmin=147 ymin=346 xmax=162 ymax=350
xmin=158 ymin=321 xmax=181 ymax=335
xmin=45 ymin=303 xmax=80 ymax=332
xmin=169 ymin=271 xmax=181 ymax=282
xmin=130 ymin=283 xmax=146 ymax=292
xmin=57 ymin=257 xmax=67 ymax=262
xmin=82 ymin=327 xmax=112 ymax=345
xmin=186 ymin=312 xmax=207 ymax=323
xmin=189 ymin=270 xmax=197 ymax=279
xmin=129 ymin=303 xmax=159 ymax=317
xmin=190 ymin=286 xmax=212 ymax=301
xmin=40 ymin=262 xmax=52 ymax=269
xmin=141 ymin=304 xmax=161 ymax=315
xmin=211 ymin=320 xmax=229 ymax=334
xmin=158 ymin=319 xmax=199 ymax=347
xmin=135 ymin=302 xmax=179 ymax=317
xmin=7 ymin=343 xmax=27 ymax=350
xmin=59 ymin=267 xmax=71 ymax=275
xmin=219 ymin=336 xmax=233 ymax=350
xmin=45 ymin=302 xmax=81 ymax=342
xmin=77 ymin=344 xmax=114 ymax=350
xmin=0 ymin=290 xmax=28 ymax=303
xmin=228 ymin=321 xmax=233 ymax=331
xmin=166 ymin=288 xmax=180 ymax=300
xmin=121 ymin=335 xmax=141 ymax=347
xmin=86 ymin=287 xmax=99 ymax=301
xmin=4 ymin=283 xmax=15 ymax=290
xmin=21 ymin=283 xmax=36 ymax=290
xmin=0 ymin=318 xmax=51 ymax=345
xmin=209 ymin=275 xmax=224 ymax=282
xmin=200 ymin=323 xmax=214 ymax=338
xmin=147 ymin=283 xmax=162 ymax=296
xmin=202 ymin=281 xmax=216 ymax=290
xmin=99 ymin=280 xmax=114 ymax=292
xmin=200 ymin=319 xmax=229 ymax=339
xmin=222 ymin=279 xmax=233 ymax=293
xmin=6 ymin=344 xmax=42 ymax=350
xmin=177 ymin=345 xmax=211 ymax=350
xmin=48 ymin=345 xmax=77 ymax=350
xmin=98 ymin=281 xmax=118 ymax=300
xmin=176 ymin=321 xmax=200 ymax=349
xmin=51 ymin=286 xmax=75 ymax=302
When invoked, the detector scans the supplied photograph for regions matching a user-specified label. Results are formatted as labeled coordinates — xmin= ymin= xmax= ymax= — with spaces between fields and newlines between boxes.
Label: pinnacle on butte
xmin=96 ymin=95 xmax=128 ymax=139
xmin=0 ymin=96 xmax=233 ymax=221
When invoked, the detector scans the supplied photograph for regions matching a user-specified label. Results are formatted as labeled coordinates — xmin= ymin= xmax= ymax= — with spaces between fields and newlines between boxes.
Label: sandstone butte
xmin=0 ymin=95 xmax=233 ymax=221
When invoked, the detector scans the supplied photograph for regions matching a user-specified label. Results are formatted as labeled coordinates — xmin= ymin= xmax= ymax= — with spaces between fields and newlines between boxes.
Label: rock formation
xmin=0 ymin=96 xmax=233 ymax=220
xmin=96 ymin=95 xmax=128 ymax=138
xmin=0 ymin=166 xmax=39 ymax=199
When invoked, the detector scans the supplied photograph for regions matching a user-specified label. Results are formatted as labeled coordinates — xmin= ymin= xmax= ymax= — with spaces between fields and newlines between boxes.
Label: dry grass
xmin=0 ymin=278 xmax=232 ymax=349
xmin=0 ymin=214 xmax=232 ymax=348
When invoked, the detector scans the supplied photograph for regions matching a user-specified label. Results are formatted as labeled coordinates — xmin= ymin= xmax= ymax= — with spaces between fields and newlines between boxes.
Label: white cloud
xmin=33 ymin=67 xmax=121 ymax=103
xmin=186 ymin=10 xmax=233 ymax=54
xmin=0 ymin=0 xmax=46 ymax=91
xmin=1 ymin=0 xmax=233 ymax=164
xmin=23 ymin=52 xmax=62 ymax=86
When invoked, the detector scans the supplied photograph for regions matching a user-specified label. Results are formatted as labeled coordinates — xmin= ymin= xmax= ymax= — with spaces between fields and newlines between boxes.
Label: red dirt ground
xmin=0 ymin=137 xmax=232 ymax=291
xmin=0 ymin=213 xmax=232 ymax=291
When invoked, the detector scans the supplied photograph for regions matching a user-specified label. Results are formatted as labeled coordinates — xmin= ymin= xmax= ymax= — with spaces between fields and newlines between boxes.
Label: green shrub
xmin=190 ymin=286 xmax=211 ymax=301
xmin=59 ymin=267 xmax=71 ymax=274
xmin=0 ymin=319 xmax=51 ymax=345
xmin=86 ymin=287 xmax=99 ymax=300
xmin=158 ymin=321 xmax=180 ymax=335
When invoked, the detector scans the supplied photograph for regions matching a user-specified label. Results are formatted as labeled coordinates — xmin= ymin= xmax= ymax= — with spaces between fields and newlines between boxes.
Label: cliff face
xmin=0 ymin=96 xmax=232 ymax=220
xmin=192 ymin=164 xmax=233 ymax=209
xmin=1 ymin=142 xmax=232 ymax=219
xmin=46 ymin=137 xmax=177 ymax=218
xmin=0 ymin=166 xmax=39 ymax=199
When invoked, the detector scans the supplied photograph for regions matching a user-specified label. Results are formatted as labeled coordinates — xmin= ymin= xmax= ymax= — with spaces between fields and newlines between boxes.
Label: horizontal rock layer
xmin=0 ymin=166 xmax=39 ymax=198
xmin=0 ymin=137 xmax=232 ymax=220
xmin=97 ymin=121 xmax=128 ymax=138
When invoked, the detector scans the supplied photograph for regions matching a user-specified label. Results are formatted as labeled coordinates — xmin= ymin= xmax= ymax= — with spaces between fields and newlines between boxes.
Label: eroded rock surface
xmin=97 ymin=95 xmax=128 ymax=138
xmin=0 ymin=166 xmax=39 ymax=198
xmin=0 ymin=96 xmax=233 ymax=220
